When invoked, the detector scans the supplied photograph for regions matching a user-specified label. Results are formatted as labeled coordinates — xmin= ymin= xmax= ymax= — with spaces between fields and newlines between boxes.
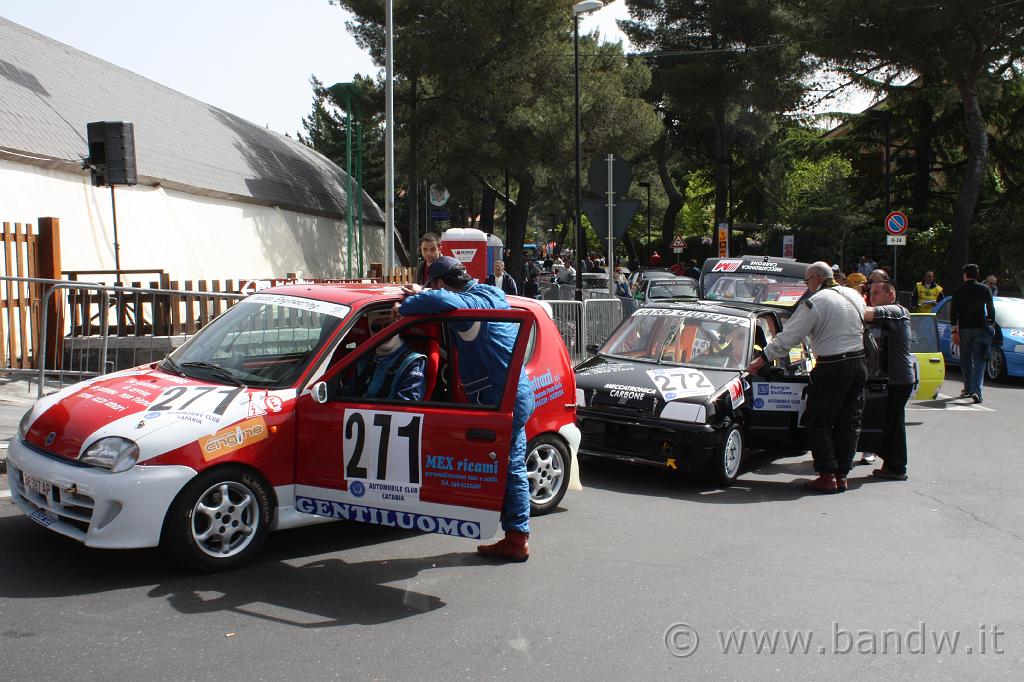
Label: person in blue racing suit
xmin=396 ymin=256 xmax=536 ymax=562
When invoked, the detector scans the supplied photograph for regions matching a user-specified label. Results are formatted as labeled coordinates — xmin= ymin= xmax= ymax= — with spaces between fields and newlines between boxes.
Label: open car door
xmin=293 ymin=308 xmax=535 ymax=541
xmin=910 ymin=313 xmax=945 ymax=400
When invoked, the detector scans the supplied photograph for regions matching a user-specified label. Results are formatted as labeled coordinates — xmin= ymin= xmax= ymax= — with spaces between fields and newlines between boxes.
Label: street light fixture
xmin=637 ymin=180 xmax=652 ymax=261
xmin=573 ymin=0 xmax=603 ymax=299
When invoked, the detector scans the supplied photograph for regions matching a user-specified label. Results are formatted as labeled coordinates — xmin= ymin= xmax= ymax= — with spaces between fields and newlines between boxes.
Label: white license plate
xmin=22 ymin=472 xmax=52 ymax=498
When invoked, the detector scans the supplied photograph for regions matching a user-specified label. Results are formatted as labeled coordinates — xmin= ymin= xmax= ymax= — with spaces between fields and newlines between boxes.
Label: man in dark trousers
xmin=746 ymin=261 xmax=867 ymax=493
xmin=865 ymin=281 xmax=914 ymax=481
xmin=397 ymin=257 xmax=536 ymax=561
xmin=485 ymin=260 xmax=518 ymax=295
xmin=950 ymin=263 xmax=996 ymax=403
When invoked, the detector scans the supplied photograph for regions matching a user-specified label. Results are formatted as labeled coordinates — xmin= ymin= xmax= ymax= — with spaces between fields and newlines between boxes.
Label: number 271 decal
xmin=344 ymin=409 xmax=424 ymax=485
xmin=149 ymin=386 xmax=245 ymax=415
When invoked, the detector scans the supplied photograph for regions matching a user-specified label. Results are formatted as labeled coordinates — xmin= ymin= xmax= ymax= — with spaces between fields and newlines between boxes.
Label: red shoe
xmin=835 ymin=474 xmax=848 ymax=493
xmin=476 ymin=531 xmax=530 ymax=562
xmin=802 ymin=473 xmax=837 ymax=494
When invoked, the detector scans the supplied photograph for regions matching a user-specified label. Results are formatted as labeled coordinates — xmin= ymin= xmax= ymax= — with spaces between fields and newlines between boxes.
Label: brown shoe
xmin=872 ymin=468 xmax=908 ymax=481
xmin=477 ymin=530 xmax=530 ymax=562
xmin=802 ymin=473 xmax=837 ymax=494
xmin=835 ymin=474 xmax=848 ymax=493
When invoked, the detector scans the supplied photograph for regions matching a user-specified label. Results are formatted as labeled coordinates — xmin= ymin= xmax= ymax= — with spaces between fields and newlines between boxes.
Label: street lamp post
xmin=638 ymin=180 xmax=652 ymax=261
xmin=573 ymin=0 xmax=603 ymax=300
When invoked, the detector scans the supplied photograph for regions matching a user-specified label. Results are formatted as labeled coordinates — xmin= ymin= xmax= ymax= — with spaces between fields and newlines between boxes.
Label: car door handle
xmin=929 ymin=358 xmax=941 ymax=363
xmin=466 ymin=429 xmax=496 ymax=442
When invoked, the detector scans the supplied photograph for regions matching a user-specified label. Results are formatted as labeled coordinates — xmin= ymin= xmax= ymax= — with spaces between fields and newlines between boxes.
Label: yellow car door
xmin=910 ymin=313 xmax=945 ymax=400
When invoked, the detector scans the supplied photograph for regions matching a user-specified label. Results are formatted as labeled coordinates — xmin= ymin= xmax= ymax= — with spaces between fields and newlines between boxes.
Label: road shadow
xmin=0 ymin=514 xmax=490 ymax=627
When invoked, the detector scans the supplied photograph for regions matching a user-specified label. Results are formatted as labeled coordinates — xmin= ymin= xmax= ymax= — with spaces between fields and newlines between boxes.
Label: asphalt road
xmin=2 ymin=370 xmax=1023 ymax=680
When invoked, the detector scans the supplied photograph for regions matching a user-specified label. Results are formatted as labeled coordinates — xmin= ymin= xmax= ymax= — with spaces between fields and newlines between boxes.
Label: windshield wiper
xmin=160 ymin=356 xmax=187 ymax=377
xmin=180 ymin=361 xmax=247 ymax=387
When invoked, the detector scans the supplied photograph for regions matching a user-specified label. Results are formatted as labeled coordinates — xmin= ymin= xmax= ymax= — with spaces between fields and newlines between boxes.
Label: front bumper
xmin=6 ymin=438 xmax=196 ymax=549
xmin=577 ymin=408 xmax=724 ymax=472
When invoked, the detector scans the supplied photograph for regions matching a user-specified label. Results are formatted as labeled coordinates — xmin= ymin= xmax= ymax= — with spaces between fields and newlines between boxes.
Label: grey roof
xmin=0 ymin=16 xmax=384 ymax=223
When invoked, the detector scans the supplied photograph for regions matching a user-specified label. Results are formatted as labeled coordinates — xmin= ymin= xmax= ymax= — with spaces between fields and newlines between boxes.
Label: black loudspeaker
xmin=87 ymin=121 xmax=137 ymax=186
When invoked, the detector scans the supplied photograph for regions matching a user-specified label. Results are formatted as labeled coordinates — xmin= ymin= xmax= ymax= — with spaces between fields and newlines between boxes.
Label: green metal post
xmin=345 ymin=91 xmax=354 ymax=278
xmin=356 ymin=118 xmax=364 ymax=277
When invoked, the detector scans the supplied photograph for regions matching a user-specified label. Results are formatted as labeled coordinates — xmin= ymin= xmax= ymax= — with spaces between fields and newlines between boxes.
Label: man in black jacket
xmin=485 ymin=260 xmax=518 ymax=295
xmin=950 ymin=263 xmax=996 ymax=403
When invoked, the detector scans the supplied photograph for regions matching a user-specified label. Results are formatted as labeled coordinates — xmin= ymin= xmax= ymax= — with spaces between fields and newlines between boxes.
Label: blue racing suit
xmin=399 ymin=280 xmax=535 ymax=534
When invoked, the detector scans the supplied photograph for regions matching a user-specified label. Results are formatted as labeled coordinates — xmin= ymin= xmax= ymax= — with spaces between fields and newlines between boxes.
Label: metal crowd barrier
xmin=0 ymin=276 xmax=243 ymax=398
xmin=583 ymin=298 xmax=623 ymax=355
xmin=546 ymin=300 xmax=585 ymax=365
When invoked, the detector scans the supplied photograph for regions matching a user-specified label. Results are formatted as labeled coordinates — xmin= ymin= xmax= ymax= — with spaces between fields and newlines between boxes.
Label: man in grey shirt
xmin=864 ymin=281 xmax=914 ymax=480
xmin=746 ymin=261 xmax=867 ymax=493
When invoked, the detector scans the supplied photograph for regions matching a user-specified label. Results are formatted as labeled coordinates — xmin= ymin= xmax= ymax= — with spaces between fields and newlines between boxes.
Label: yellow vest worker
xmin=913 ymin=279 xmax=944 ymax=312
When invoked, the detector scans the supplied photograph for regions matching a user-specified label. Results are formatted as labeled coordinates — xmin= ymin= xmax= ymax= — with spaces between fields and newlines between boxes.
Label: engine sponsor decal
xmin=645 ymin=368 xmax=715 ymax=400
xmin=197 ymin=416 xmax=269 ymax=461
xmin=423 ymin=453 xmax=499 ymax=492
xmin=344 ymin=409 xmax=424 ymax=498
xmin=295 ymin=496 xmax=481 ymax=538
xmin=751 ymin=382 xmax=806 ymax=412
xmin=241 ymin=293 xmax=350 ymax=319
xmin=529 ymin=369 xmax=565 ymax=408
xmin=633 ymin=308 xmax=751 ymax=326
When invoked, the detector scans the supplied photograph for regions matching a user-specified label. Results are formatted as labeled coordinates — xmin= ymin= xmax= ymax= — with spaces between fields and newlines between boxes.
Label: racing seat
xmin=400 ymin=322 xmax=443 ymax=401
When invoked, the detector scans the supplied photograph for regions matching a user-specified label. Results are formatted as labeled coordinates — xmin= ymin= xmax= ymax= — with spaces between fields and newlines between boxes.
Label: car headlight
xmin=80 ymin=437 xmax=140 ymax=473
xmin=17 ymin=408 xmax=33 ymax=440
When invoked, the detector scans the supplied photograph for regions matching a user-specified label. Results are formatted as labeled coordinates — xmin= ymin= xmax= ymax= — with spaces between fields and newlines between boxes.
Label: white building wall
xmin=0 ymin=158 xmax=384 ymax=281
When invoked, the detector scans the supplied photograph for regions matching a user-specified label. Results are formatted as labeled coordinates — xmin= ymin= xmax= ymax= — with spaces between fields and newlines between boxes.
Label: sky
xmin=0 ymin=0 xmax=868 ymax=137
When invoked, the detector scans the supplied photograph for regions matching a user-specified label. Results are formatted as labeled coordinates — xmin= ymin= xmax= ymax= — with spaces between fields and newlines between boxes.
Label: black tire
xmin=708 ymin=426 xmax=744 ymax=486
xmin=527 ymin=434 xmax=571 ymax=516
xmin=987 ymin=348 xmax=1008 ymax=383
xmin=162 ymin=466 xmax=274 ymax=572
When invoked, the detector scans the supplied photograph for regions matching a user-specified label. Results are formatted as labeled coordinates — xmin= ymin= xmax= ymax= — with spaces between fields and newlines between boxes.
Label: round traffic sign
xmin=884 ymin=211 xmax=909 ymax=235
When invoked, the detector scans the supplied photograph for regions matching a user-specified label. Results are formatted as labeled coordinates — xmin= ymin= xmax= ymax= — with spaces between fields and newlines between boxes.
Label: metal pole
xmin=606 ymin=154 xmax=615 ymax=297
xmin=884 ymin=114 xmax=895 ymax=283
xmin=110 ymin=186 xmax=121 ymax=285
xmin=646 ymin=182 xmax=652 ymax=258
xmin=385 ymin=0 xmax=395 ymax=275
xmin=356 ymin=118 xmax=364 ymax=278
xmin=574 ymin=15 xmax=584 ymax=301
xmin=345 ymin=91 xmax=354 ymax=278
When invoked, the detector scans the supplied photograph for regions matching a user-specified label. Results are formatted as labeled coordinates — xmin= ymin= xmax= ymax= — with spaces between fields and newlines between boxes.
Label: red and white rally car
xmin=7 ymin=285 xmax=579 ymax=570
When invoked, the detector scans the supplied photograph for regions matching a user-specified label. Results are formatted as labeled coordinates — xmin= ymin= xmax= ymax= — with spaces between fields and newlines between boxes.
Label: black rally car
xmin=573 ymin=300 xmax=887 ymax=484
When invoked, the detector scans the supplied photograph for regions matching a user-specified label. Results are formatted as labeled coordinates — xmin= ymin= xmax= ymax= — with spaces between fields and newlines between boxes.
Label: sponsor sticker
xmin=750 ymin=382 xmax=806 ymax=412
xmin=450 ymin=248 xmax=478 ymax=262
xmin=295 ymin=496 xmax=482 ymax=538
xmin=727 ymin=378 xmax=745 ymax=409
xmin=197 ymin=416 xmax=270 ymax=461
xmin=711 ymin=260 xmax=742 ymax=273
xmin=264 ymin=395 xmax=283 ymax=412
xmin=242 ymin=293 xmax=351 ymax=319
xmin=633 ymin=308 xmax=751 ymax=326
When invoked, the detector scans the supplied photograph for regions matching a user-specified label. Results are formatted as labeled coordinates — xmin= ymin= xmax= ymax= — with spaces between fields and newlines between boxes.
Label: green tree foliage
xmin=793 ymin=0 xmax=1024 ymax=285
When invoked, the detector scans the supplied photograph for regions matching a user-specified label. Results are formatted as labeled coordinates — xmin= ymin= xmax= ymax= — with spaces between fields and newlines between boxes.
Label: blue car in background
xmin=933 ymin=296 xmax=1024 ymax=382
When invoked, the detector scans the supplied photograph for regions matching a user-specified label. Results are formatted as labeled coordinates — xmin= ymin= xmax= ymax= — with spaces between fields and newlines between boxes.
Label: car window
xmin=935 ymin=300 xmax=951 ymax=322
xmin=995 ymin=301 xmax=1024 ymax=328
xmin=909 ymin=314 xmax=939 ymax=353
xmin=169 ymin=294 xmax=347 ymax=388
xmin=647 ymin=280 xmax=698 ymax=300
xmin=603 ymin=308 xmax=751 ymax=369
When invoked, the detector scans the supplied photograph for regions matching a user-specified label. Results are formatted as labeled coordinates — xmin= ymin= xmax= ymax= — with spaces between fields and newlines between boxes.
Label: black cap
xmin=427 ymin=256 xmax=464 ymax=281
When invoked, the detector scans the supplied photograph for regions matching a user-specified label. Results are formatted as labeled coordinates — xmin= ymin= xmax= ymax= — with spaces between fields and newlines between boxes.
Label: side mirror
xmin=312 ymin=381 xmax=329 ymax=404
xmin=586 ymin=343 xmax=600 ymax=353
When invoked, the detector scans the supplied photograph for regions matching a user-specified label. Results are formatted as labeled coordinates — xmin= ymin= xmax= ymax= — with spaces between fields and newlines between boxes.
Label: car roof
xmin=643 ymin=300 xmax=760 ymax=319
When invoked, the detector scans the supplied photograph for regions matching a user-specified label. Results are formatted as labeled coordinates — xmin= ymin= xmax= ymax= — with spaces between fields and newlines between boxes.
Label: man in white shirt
xmin=746 ymin=261 xmax=868 ymax=494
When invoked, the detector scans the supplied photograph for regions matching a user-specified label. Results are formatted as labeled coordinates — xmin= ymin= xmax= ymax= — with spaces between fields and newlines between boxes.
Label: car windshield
xmin=601 ymin=307 xmax=752 ymax=369
xmin=704 ymin=273 xmax=806 ymax=305
xmin=164 ymin=293 xmax=348 ymax=388
xmin=996 ymin=300 xmax=1024 ymax=329
xmin=647 ymin=280 xmax=698 ymax=300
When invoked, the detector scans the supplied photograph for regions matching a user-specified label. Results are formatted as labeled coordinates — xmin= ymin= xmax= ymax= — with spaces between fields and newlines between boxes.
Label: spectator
xmin=486 ymin=260 xmax=518 ymax=295
xmin=864 ymin=281 xmax=914 ymax=480
xmin=684 ymin=258 xmax=701 ymax=279
xmin=857 ymin=255 xmax=877 ymax=276
xmin=985 ymin=274 xmax=999 ymax=296
xmin=413 ymin=232 xmax=441 ymax=286
xmin=555 ymin=261 xmax=576 ymax=285
xmin=950 ymin=263 xmax=997 ymax=403
xmin=912 ymin=271 xmax=944 ymax=312
xmin=832 ymin=264 xmax=847 ymax=286
xmin=523 ymin=270 xmax=541 ymax=299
